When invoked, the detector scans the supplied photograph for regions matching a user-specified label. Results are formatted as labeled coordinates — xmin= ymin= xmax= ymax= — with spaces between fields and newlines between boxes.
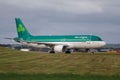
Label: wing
xmin=19 ymin=40 xmax=69 ymax=48
xmin=26 ymin=41 xmax=69 ymax=48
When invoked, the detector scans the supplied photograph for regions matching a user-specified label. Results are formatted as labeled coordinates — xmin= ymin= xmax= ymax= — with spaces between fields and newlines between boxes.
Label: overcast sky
xmin=0 ymin=0 xmax=120 ymax=44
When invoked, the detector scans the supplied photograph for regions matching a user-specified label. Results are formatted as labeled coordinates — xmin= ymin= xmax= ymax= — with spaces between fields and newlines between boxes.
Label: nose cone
xmin=101 ymin=41 xmax=106 ymax=47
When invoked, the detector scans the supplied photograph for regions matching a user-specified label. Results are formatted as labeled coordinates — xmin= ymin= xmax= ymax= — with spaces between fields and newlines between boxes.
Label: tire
xmin=49 ymin=51 xmax=55 ymax=53
xmin=65 ymin=51 xmax=71 ymax=54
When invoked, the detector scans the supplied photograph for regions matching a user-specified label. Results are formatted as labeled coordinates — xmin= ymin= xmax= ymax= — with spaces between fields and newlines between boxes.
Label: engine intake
xmin=54 ymin=45 xmax=66 ymax=52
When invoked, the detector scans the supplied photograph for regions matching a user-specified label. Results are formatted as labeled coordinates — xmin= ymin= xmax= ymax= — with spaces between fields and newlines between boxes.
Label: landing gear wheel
xmin=65 ymin=50 xmax=71 ymax=54
xmin=87 ymin=49 xmax=96 ymax=54
xmin=49 ymin=51 xmax=55 ymax=53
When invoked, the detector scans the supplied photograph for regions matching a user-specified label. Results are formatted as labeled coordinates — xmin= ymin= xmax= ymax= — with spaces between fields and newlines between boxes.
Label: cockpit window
xmin=91 ymin=36 xmax=103 ymax=41
xmin=97 ymin=37 xmax=102 ymax=41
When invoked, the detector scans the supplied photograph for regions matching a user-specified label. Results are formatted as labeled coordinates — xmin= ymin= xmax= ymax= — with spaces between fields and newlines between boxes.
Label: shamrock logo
xmin=18 ymin=24 xmax=25 ymax=32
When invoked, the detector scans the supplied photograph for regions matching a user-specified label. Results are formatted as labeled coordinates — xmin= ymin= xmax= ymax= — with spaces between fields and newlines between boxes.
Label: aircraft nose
xmin=101 ymin=41 xmax=106 ymax=46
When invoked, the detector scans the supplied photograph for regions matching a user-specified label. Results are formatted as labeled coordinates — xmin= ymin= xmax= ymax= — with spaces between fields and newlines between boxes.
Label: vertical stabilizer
xmin=15 ymin=18 xmax=32 ymax=40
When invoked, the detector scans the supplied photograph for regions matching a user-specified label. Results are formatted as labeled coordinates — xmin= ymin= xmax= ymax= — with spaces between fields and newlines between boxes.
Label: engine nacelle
xmin=54 ymin=45 xmax=66 ymax=52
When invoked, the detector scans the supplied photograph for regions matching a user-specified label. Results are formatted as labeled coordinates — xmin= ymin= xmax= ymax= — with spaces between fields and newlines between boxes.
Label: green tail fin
xmin=15 ymin=18 xmax=32 ymax=40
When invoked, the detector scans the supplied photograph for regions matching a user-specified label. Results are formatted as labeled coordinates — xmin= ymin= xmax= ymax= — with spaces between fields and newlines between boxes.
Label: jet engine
xmin=54 ymin=45 xmax=66 ymax=52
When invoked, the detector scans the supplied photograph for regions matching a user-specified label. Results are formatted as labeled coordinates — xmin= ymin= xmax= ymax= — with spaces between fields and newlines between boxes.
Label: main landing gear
xmin=49 ymin=49 xmax=71 ymax=54
xmin=86 ymin=48 xmax=97 ymax=54
xmin=49 ymin=50 xmax=55 ymax=53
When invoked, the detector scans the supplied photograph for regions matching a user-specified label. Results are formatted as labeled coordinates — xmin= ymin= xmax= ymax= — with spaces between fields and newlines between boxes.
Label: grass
xmin=0 ymin=73 xmax=120 ymax=80
xmin=0 ymin=47 xmax=120 ymax=80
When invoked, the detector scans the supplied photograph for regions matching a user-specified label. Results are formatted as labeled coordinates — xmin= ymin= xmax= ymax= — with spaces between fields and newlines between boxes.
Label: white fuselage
xmin=23 ymin=41 xmax=106 ymax=49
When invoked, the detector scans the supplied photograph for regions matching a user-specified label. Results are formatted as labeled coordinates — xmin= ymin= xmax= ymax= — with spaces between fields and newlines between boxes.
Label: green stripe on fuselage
xmin=22 ymin=35 xmax=103 ymax=42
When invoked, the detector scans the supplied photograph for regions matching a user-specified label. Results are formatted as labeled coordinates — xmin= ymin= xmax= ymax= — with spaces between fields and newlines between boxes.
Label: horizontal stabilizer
xmin=4 ymin=37 xmax=14 ymax=40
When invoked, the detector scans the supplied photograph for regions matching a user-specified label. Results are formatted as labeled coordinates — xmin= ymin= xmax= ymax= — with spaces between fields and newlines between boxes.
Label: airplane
xmin=13 ymin=18 xmax=106 ymax=53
